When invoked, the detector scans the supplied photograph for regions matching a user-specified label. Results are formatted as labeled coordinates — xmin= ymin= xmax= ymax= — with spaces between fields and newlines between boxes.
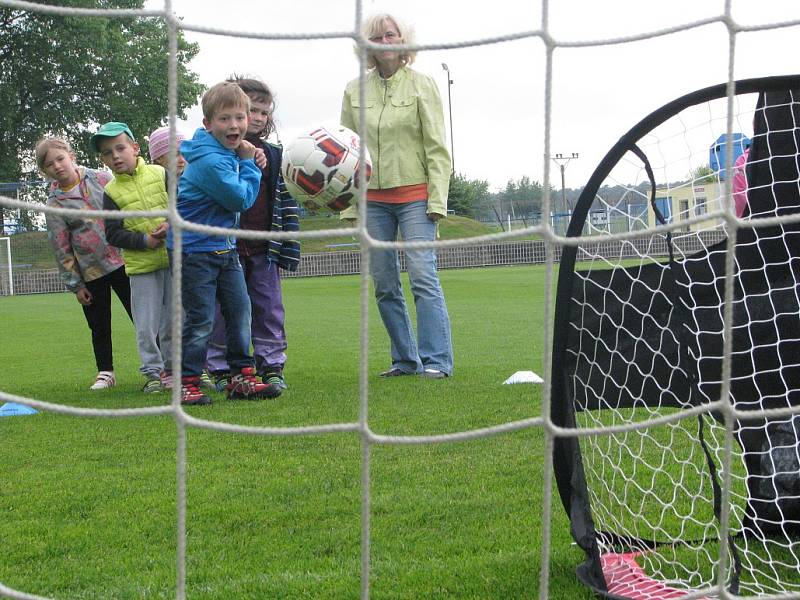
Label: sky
xmin=144 ymin=0 xmax=800 ymax=192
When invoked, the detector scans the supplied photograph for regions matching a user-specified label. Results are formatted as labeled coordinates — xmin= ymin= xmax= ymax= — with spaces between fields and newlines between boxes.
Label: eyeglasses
xmin=369 ymin=31 xmax=400 ymax=43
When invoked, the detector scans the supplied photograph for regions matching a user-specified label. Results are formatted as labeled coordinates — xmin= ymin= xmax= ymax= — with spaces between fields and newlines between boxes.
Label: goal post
xmin=0 ymin=236 xmax=13 ymax=296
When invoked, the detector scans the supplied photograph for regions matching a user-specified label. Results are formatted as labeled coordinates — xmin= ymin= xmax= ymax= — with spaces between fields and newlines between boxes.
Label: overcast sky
xmin=145 ymin=0 xmax=800 ymax=192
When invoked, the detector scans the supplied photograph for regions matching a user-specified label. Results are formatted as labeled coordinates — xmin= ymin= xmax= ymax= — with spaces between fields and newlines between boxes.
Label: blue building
xmin=709 ymin=133 xmax=749 ymax=180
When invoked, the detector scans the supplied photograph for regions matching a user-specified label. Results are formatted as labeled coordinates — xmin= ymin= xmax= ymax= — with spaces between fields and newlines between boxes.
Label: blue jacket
xmin=167 ymin=127 xmax=261 ymax=253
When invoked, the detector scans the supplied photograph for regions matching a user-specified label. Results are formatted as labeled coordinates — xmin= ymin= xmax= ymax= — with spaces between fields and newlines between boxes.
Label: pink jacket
xmin=731 ymin=149 xmax=750 ymax=218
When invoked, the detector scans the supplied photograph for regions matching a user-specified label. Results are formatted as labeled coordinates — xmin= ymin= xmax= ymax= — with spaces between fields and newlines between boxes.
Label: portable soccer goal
xmin=551 ymin=75 xmax=800 ymax=599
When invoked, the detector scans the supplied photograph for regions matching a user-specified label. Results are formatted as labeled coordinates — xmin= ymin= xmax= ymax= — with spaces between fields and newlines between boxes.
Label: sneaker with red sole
xmin=226 ymin=367 xmax=278 ymax=400
xmin=160 ymin=371 xmax=173 ymax=389
xmin=180 ymin=376 xmax=212 ymax=406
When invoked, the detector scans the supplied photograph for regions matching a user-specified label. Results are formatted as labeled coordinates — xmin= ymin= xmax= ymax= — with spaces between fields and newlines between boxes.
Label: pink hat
xmin=148 ymin=126 xmax=186 ymax=162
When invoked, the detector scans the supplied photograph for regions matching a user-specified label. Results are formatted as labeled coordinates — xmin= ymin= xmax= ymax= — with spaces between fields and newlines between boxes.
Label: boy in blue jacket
xmin=167 ymin=81 xmax=273 ymax=405
xmin=207 ymin=76 xmax=300 ymax=398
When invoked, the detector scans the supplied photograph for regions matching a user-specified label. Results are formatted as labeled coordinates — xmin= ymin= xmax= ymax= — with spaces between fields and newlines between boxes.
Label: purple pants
xmin=206 ymin=253 xmax=287 ymax=374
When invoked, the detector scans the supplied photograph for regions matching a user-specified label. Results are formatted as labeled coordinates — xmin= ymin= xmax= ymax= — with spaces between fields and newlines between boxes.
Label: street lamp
xmin=550 ymin=152 xmax=579 ymax=213
xmin=441 ymin=63 xmax=455 ymax=173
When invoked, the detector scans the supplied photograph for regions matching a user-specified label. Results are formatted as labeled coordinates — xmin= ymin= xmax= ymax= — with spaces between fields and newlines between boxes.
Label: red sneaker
xmin=180 ymin=376 xmax=212 ymax=406
xmin=226 ymin=367 xmax=275 ymax=400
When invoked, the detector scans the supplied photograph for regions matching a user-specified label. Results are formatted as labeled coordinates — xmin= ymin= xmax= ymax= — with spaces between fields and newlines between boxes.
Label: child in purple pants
xmin=207 ymin=76 xmax=300 ymax=397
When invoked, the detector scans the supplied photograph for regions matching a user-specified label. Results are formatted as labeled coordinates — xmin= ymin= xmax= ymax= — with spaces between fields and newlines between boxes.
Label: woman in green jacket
xmin=341 ymin=12 xmax=453 ymax=379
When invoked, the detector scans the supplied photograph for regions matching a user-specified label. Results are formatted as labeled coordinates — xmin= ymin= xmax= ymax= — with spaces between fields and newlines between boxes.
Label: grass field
xmin=0 ymin=266 xmax=594 ymax=600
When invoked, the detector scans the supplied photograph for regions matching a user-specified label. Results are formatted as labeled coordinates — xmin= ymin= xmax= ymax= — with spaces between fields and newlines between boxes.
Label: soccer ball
xmin=281 ymin=125 xmax=372 ymax=211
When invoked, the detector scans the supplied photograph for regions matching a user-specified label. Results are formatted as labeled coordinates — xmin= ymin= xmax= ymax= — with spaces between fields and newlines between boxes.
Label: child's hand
xmin=254 ymin=147 xmax=268 ymax=170
xmin=145 ymin=234 xmax=165 ymax=249
xmin=76 ymin=288 xmax=93 ymax=306
xmin=236 ymin=140 xmax=256 ymax=161
xmin=150 ymin=222 xmax=169 ymax=239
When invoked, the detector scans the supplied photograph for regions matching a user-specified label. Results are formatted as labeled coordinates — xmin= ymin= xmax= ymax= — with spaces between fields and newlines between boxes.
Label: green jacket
xmin=103 ymin=157 xmax=169 ymax=275
xmin=340 ymin=66 xmax=451 ymax=219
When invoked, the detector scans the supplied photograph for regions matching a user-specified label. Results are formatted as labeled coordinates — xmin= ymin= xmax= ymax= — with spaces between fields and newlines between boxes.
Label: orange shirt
xmin=367 ymin=183 xmax=428 ymax=204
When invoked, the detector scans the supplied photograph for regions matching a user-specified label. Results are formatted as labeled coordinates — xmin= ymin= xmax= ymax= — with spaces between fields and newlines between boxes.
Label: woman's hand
xmin=76 ymin=288 xmax=93 ymax=306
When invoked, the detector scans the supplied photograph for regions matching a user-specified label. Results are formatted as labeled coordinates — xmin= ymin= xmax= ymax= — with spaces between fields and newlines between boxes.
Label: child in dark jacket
xmin=206 ymin=75 xmax=300 ymax=397
xmin=166 ymin=81 xmax=274 ymax=405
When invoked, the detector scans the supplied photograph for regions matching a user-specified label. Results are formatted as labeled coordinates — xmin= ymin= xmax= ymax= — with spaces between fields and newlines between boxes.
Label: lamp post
xmin=441 ymin=62 xmax=455 ymax=173
xmin=550 ymin=152 xmax=579 ymax=213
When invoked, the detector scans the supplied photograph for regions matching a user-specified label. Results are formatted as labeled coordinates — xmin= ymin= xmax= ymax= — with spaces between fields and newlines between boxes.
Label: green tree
xmin=447 ymin=173 xmax=490 ymax=218
xmin=0 ymin=0 xmax=204 ymax=187
xmin=689 ymin=165 xmax=717 ymax=184
xmin=493 ymin=176 xmax=546 ymax=222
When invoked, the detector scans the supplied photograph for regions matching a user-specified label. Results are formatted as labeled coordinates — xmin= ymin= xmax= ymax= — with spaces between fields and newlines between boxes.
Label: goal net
xmin=551 ymin=76 xmax=800 ymax=599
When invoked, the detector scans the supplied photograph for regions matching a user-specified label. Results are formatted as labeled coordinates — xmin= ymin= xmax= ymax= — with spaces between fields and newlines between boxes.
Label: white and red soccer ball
xmin=281 ymin=125 xmax=372 ymax=211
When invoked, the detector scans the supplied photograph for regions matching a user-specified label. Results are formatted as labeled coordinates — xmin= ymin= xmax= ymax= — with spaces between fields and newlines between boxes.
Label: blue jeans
xmin=367 ymin=201 xmax=453 ymax=375
xmin=177 ymin=251 xmax=253 ymax=377
xmin=206 ymin=254 xmax=287 ymax=374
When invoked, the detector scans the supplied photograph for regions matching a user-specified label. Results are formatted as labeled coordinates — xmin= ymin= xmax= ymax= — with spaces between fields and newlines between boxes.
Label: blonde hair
xmin=361 ymin=13 xmax=416 ymax=70
xmin=35 ymin=137 xmax=73 ymax=171
xmin=201 ymin=81 xmax=251 ymax=120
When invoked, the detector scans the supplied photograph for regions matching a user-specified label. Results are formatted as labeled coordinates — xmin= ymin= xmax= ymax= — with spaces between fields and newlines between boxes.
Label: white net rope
xmin=1 ymin=1 xmax=800 ymax=599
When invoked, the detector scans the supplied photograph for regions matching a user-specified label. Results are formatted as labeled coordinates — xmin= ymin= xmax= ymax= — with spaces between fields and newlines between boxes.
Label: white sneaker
xmin=90 ymin=371 xmax=116 ymax=390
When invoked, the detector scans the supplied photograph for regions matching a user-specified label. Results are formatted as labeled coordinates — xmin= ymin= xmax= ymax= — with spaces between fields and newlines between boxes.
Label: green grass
xmin=0 ymin=266 xmax=594 ymax=599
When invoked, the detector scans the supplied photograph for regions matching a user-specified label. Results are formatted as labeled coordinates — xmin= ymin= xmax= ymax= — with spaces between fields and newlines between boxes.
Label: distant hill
xmin=298 ymin=214 xmax=507 ymax=253
xmin=4 ymin=216 xmax=509 ymax=272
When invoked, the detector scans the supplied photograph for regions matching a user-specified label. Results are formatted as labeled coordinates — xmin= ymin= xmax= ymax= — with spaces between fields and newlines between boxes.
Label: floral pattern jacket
xmin=45 ymin=167 xmax=125 ymax=292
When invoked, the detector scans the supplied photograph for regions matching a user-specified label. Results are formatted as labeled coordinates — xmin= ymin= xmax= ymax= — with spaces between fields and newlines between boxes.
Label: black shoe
xmin=379 ymin=367 xmax=414 ymax=378
xmin=212 ymin=371 xmax=230 ymax=393
xmin=260 ymin=369 xmax=288 ymax=391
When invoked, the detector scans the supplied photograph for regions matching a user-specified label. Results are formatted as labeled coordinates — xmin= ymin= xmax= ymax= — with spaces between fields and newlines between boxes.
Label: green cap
xmin=91 ymin=122 xmax=136 ymax=152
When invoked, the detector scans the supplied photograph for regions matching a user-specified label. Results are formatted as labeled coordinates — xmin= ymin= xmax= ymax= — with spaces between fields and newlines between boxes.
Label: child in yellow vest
xmin=93 ymin=122 xmax=173 ymax=393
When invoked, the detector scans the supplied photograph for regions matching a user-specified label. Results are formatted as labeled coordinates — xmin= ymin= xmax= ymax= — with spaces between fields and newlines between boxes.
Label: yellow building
xmin=651 ymin=179 xmax=726 ymax=231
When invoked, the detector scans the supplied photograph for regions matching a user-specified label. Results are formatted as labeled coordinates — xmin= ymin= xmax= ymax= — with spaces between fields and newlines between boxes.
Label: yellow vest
xmin=104 ymin=158 xmax=169 ymax=275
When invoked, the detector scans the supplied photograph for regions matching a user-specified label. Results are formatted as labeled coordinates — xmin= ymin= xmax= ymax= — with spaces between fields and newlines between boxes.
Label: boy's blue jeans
xmin=177 ymin=250 xmax=253 ymax=377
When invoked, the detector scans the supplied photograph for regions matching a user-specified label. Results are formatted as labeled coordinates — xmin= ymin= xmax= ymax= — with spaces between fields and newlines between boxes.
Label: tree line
xmin=1 ymin=0 xmax=204 ymax=231
xmin=448 ymin=172 xmax=715 ymax=227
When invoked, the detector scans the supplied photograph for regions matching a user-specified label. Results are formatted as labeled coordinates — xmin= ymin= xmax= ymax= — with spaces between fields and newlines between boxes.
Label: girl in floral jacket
xmin=36 ymin=137 xmax=133 ymax=390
